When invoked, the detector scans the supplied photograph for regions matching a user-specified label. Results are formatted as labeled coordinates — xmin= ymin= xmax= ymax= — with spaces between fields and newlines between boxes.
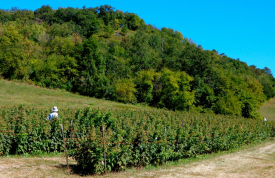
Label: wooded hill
xmin=0 ymin=5 xmax=274 ymax=119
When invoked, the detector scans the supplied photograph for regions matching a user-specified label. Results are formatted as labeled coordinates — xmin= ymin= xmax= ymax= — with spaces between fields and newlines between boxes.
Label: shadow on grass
xmin=55 ymin=164 xmax=99 ymax=176
xmin=56 ymin=163 xmax=141 ymax=176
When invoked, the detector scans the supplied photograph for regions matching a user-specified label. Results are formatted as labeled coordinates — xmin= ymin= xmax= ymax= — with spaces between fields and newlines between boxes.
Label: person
xmin=264 ymin=117 xmax=267 ymax=125
xmin=47 ymin=106 xmax=58 ymax=120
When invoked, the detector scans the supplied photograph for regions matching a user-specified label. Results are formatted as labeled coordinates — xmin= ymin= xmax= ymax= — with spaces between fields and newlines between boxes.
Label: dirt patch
xmin=0 ymin=140 xmax=275 ymax=178
xmin=0 ymin=157 xmax=77 ymax=178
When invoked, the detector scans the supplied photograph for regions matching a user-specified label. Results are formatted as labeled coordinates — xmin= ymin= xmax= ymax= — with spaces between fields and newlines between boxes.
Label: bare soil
xmin=0 ymin=139 xmax=275 ymax=178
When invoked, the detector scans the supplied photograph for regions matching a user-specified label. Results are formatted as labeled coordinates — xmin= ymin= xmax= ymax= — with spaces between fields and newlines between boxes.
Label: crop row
xmin=0 ymin=105 xmax=274 ymax=174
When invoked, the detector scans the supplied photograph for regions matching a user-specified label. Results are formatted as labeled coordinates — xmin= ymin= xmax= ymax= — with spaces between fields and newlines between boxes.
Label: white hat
xmin=52 ymin=106 xmax=58 ymax=112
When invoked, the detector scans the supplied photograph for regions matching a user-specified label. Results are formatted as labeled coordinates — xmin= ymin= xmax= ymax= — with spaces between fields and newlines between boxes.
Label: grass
xmin=0 ymin=79 xmax=149 ymax=110
xmin=258 ymin=97 xmax=275 ymax=122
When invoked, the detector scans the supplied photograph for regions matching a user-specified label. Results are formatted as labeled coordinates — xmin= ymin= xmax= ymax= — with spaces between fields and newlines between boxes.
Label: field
xmin=259 ymin=98 xmax=275 ymax=122
xmin=0 ymin=80 xmax=147 ymax=110
xmin=0 ymin=79 xmax=275 ymax=177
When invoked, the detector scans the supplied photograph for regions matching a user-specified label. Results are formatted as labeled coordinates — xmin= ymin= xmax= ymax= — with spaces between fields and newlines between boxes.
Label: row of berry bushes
xmin=0 ymin=105 xmax=274 ymax=174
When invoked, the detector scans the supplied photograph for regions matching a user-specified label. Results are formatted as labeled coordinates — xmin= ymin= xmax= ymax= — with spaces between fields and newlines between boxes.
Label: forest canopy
xmin=0 ymin=5 xmax=274 ymax=119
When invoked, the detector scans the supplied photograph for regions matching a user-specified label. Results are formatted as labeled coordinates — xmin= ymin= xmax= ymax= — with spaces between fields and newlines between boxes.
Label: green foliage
xmin=155 ymin=68 xmax=195 ymax=110
xmin=74 ymin=36 xmax=111 ymax=98
xmin=0 ymin=105 xmax=275 ymax=174
xmin=214 ymin=91 xmax=242 ymax=116
xmin=0 ymin=10 xmax=13 ymax=23
xmin=115 ymin=78 xmax=136 ymax=103
xmin=134 ymin=70 xmax=156 ymax=103
xmin=34 ymin=5 xmax=55 ymax=24
xmin=125 ymin=13 xmax=144 ymax=30
xmin=121 ymin=25 xmax=129 ymax=34
xmin=0 ymin=5 xmax=274 ymax=118
xmin=48 ymin=23 xmax=73 ymax=37
xmin=103 ymin=24 xmax=114 ymax=38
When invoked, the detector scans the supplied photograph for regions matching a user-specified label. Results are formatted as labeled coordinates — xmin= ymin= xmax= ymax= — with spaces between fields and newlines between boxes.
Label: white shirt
xmin=48 ymin=112 xmax=58 ymax=120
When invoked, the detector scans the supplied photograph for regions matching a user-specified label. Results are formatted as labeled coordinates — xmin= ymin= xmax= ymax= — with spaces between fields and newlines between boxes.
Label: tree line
xmin=0 ymin=5 xmax=274 ymax=119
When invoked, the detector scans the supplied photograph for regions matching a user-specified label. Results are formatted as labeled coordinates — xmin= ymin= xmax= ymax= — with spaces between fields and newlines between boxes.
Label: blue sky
xmin=2 ymin=0 xmax=275 ymax=74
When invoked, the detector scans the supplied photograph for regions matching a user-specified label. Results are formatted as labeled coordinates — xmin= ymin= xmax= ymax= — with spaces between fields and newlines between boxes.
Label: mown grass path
xmin=128 ymin=139 xmax=275 ymax=178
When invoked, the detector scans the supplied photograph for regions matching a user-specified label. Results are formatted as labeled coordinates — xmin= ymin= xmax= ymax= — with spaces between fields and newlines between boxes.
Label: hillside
xmin=1 ymin=78 xmax=274 ymax=121
xmin=0 ymin=5 xmax=275 ymax=119
xmin=259 ymin=98 xmax=275 ymax=122
xmin=0 ymin=79 xmax=147 ymax=110
xmin=2 ymin=79 xmax=275 ymax=122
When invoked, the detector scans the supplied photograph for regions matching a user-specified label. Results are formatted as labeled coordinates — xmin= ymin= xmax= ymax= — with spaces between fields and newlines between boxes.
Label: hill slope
xmin=259 ymin=98 xmax=275 ymax=122
xmin=1 ymin=5 xmax=275 ymax=119
xmin=0 ymin=79 xmax=147 ymax=110
xmin=2 ymin=79 xmax=275 ymax=121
